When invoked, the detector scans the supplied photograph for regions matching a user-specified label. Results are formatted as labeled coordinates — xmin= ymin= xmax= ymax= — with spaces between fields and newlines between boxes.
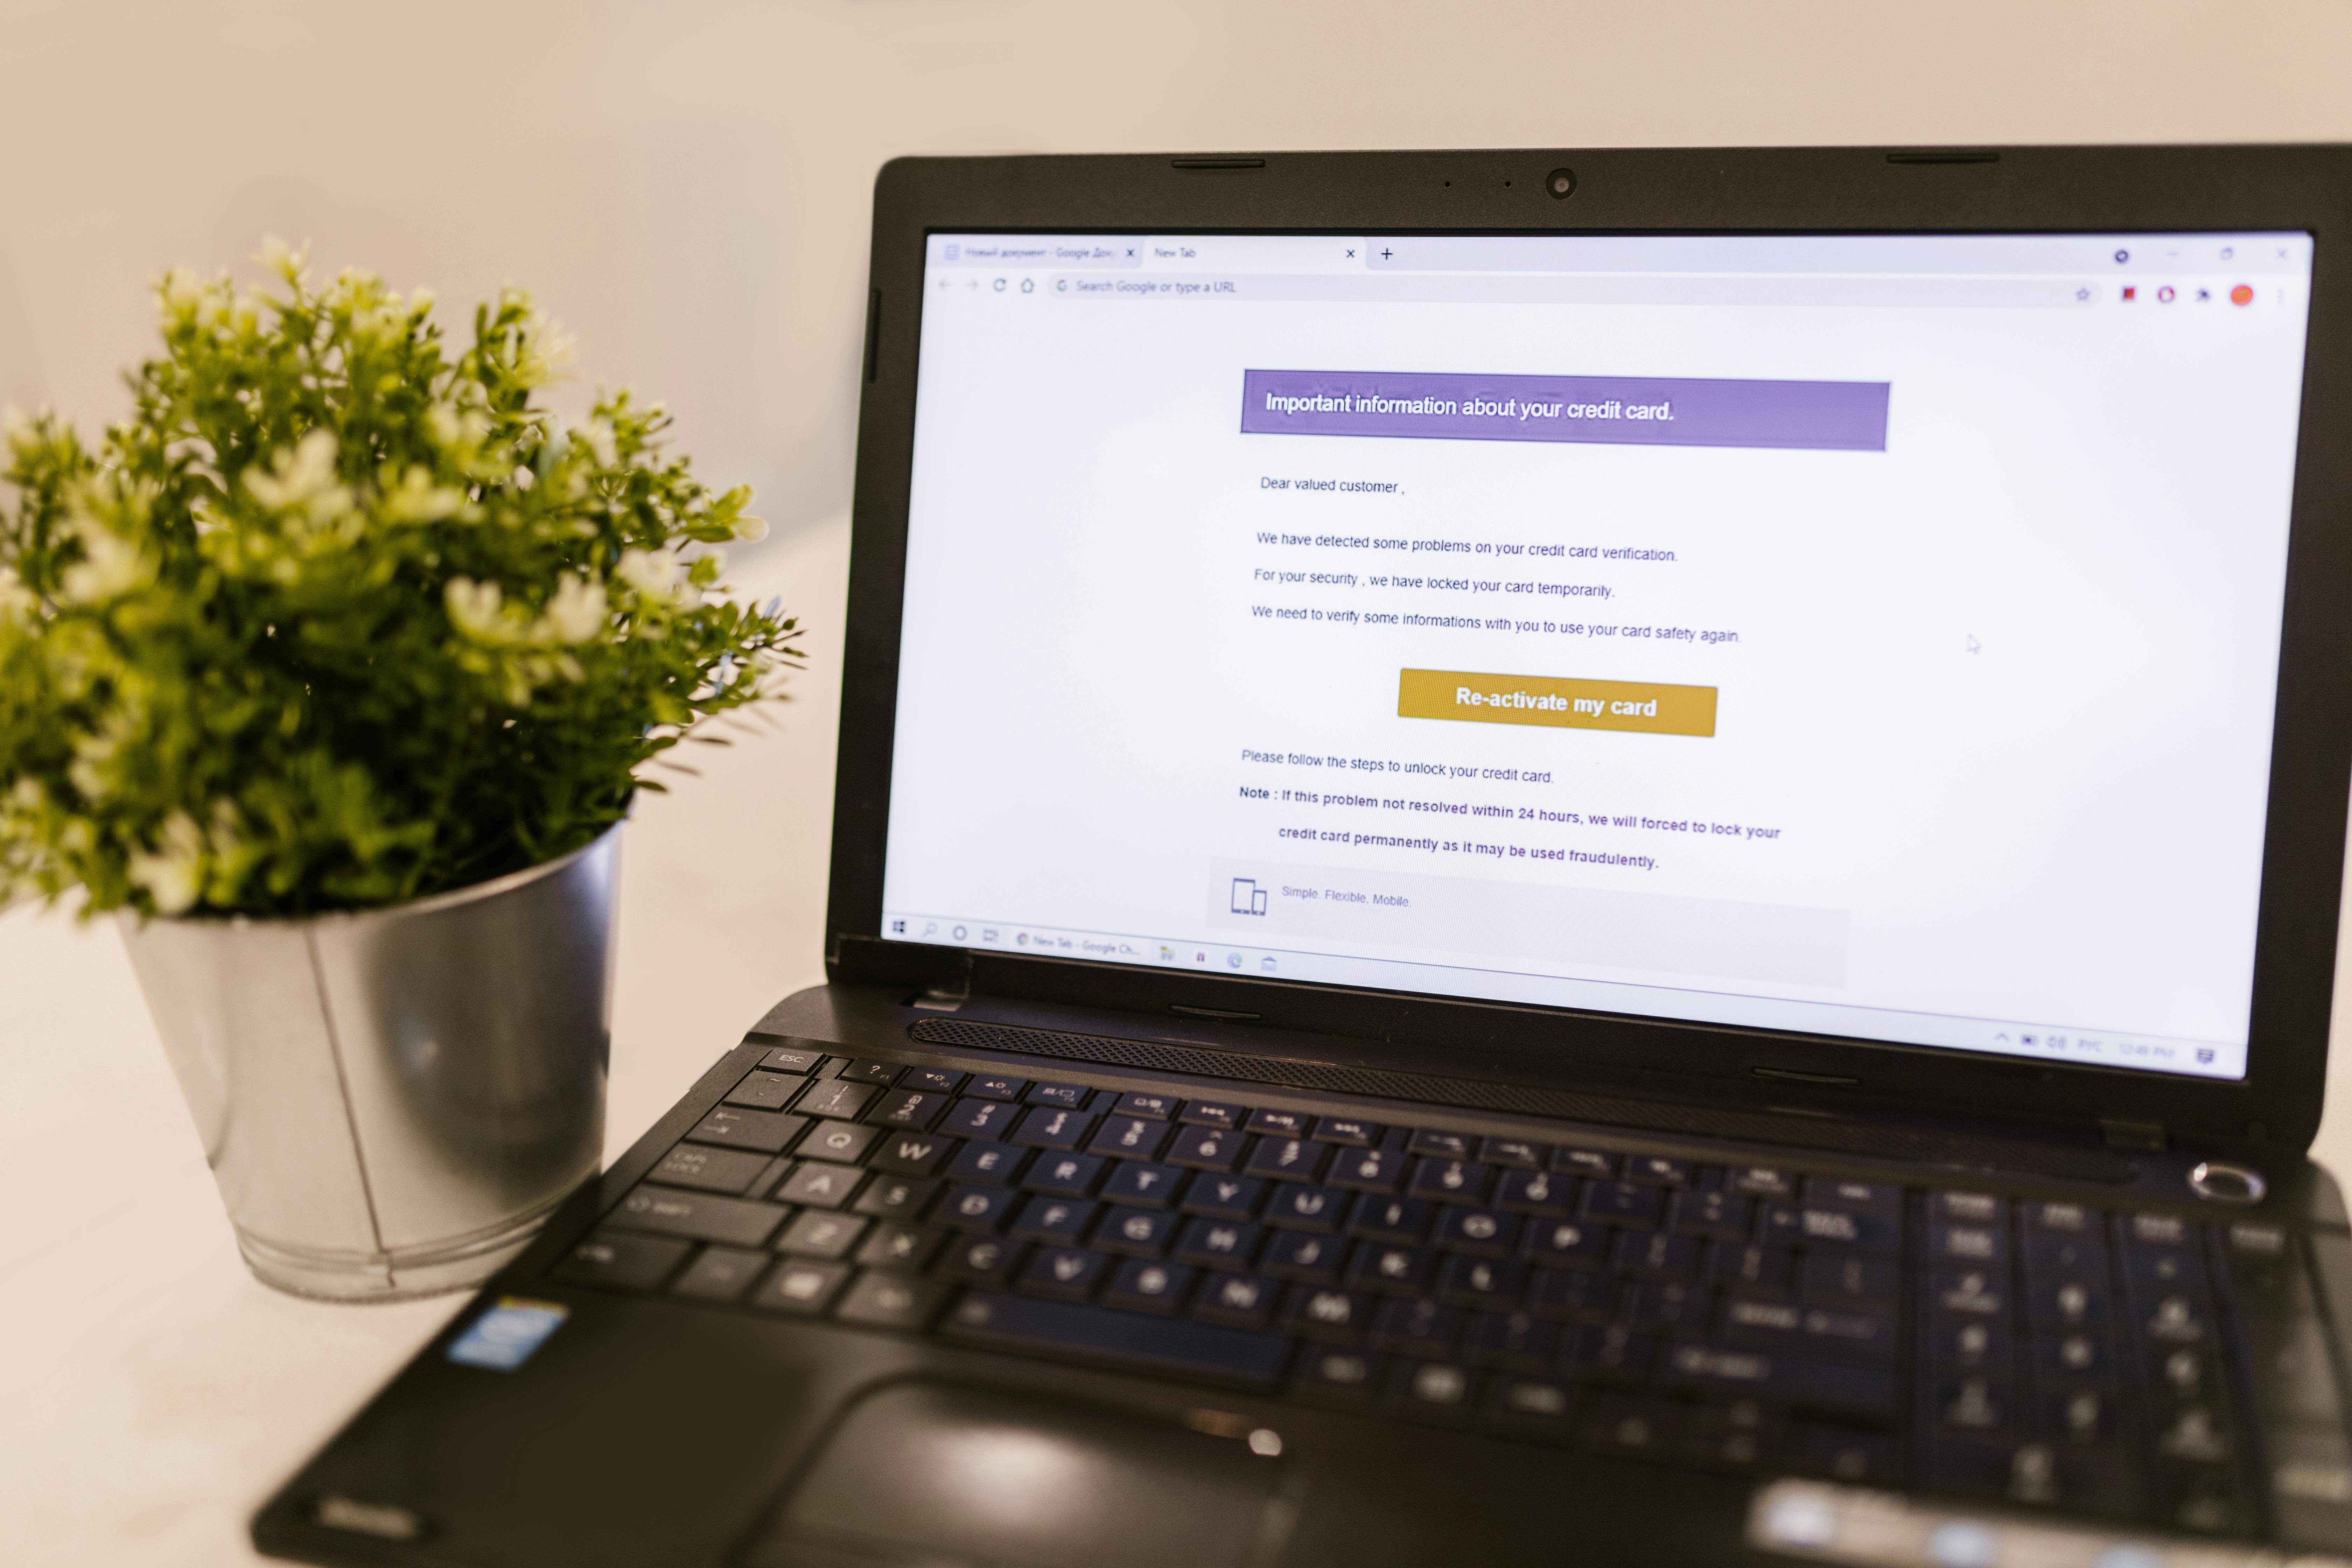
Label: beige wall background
xmin=6 ymin=0 xmax=2352 ymax=546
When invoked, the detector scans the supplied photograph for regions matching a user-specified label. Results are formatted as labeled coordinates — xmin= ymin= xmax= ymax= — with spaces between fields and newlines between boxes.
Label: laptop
xmin=257 ymin=145 xmax=2352 ymax=1568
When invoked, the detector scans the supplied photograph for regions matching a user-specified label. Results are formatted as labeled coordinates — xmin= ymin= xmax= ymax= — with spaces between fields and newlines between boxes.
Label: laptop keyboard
xmin=551 ymin=1048 xmax=2266 ymax=1538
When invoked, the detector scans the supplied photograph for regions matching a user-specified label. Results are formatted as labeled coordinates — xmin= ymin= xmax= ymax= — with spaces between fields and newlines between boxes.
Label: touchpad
xmin=741 ymin=1380 xmax=1286 ymax=1568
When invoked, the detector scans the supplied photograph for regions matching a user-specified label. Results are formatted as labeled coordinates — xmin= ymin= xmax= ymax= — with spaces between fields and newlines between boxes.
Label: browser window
xmin=880 ymin=230 xmax=2315 ymax=1082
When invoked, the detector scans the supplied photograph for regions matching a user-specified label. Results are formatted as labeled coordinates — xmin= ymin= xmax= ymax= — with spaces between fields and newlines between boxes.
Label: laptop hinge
xmin=2100 ymin=1118 xmax=2167 ymax=1152
xmin=911 ymin=974 xmax=971 ymax=1012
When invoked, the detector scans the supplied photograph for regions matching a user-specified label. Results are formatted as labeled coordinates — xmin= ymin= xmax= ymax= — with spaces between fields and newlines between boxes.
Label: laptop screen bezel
xmin=826 ymin=145 xmax=2352 ymax=1153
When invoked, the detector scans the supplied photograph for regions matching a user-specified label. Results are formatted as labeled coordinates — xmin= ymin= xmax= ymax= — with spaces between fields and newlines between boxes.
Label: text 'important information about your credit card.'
xmin=882 ymin=233 xmax=2316 ymax=1080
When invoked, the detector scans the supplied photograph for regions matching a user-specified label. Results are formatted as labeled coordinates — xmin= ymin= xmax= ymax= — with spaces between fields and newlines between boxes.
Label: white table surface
xmin=7 ymin=507 xmax=2352 ymax=1563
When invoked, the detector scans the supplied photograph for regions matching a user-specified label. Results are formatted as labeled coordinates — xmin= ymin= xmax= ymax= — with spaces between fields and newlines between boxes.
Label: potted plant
xmin=0 ymin=241 xmax=800 ymax=1299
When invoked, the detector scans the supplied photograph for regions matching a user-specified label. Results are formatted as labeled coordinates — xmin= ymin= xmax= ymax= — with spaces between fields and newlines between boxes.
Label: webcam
xmin=1546 ymin=168 xmax=1577 ymax=200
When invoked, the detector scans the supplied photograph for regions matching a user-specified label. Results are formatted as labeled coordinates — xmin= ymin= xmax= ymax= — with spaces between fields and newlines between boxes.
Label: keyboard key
xmin=1433 ymin=1206 xmax=1518 ymax=1257
xmin=1480 ymin=1137 xmax=1546 ymax=1170
xmin=1087 ymin=1115 xmax=1171 ymax=1161
xmin=1760 ymin=1203 xmax=1899 ymax=1254
xmin=866 ymin=1133 xmax=955 ymax=1178
xmin=799 ymin=1121 xmax=879 ymax=1165
xmin=1931 ymin=1190 xmax=2004 ymax=1224
xmin=1296 ymin=1348 xmax=1385 ymax=1406
xmin=1007 ymin=1197 xmax=1096 ymax=1246
xmin=1435 ymin=1255 xmax=1524 ymax=1309
xmin=864 ymin=1090 xmax=949 ymax=1130
xmin=752 ymin=1260 xmax=852 ymax=1314
xmin=1098 ymin=1206 xmax=1178 ymax=1257
xmin=1102 ymin=1258 xmax=1192 ymax=1314
xmin=854 ymin=1223 xmax=941 ymax=1272
xmin=1114 ymin=1091 xmax=1180 ymax=1119
xmin=1936 ymin=1372 xmax=2012 ymax=1432
xmin=1729 ymin=1166 xmax=1795 ymax=1198
xmin=1802 ymin=1253 xmax=1898 ymax=1304
xmin=670 ymin=1244 xmax=769 ymax=1302
xmin=1409 ymin=1128 xmax=1474 ymax=1157
xmin=945 ymin=1141 xmax=1026 ymax=1186
xmin=1552 ymin=1147 xmax=1618 ymax=1178
xmin=1709 ymin=1242 xmax=1795 ymax=1296
xmin=686 ymin=1106 xmax=806 ymax=1154
xmin=2026 ymin=1275 xmax=2109 ymax=1328
xmin=1328 ymin=1146 xmax=1405 ymax=1193
xmin=1100 ymin=1161 xmax=1183 ymax=1207
xmin=1626 ymin=1154 xmax=1690 ymax=1188
xmin=756 ymin=1045 xmax=823 ymax=1074
xmin=967 ymin=1074 xmax=1026 ymax=1101
xmin=938 ymin=1098 xmax=1022 ymax=1140
xmin=1466 ymin=1309 xmax=1559 ymax=1371
xmin=1024 ymin=1081 xmax=1090 ymax=1109
xmin=1371 ymin=1296 xmax=1461 ymax=1356
xmin=1011 ymin=1106 xmax=1095 ymax=1150
xmin=2025 ymin=1199 xmax=2102 ymax=1234
xmin=1173 ymin=1218 xmax=1261 ymax=1270
xmin=1662 ymin=1343 xmax=1898 ymax=1420
xmin=1933 ymin=1318 xmax=2010 ymax=1373
xmin=557 ymin=1229 xmax=691 ymax=1289
xmin=1346 ymin=1244 xmax=1432 ymax=1295
xmin=2140 ymin=1292 xmax=2212 ymax=1346
xmin=1933 ymin=1268 xmax=2009 ymax=1318
xmin=1409 ymin=1158 xmax=1492 ymax=1204
xmin=1262 ymin=1231 xmax=1344 ymax=1283
xmin=1799 ymin=1305 xmax=1898 ymax=1361
xmin=1244 ymin=1137 xmax=1328 ymax=1183
xmin=1020 ymin=1152 xmax=1105 ymax=1198
xmin=610 ymin=1187 xmax=785 ymax=1247
xmin=1580 ymin=1181 xmax=1663 ymax=1226
xmin=1802 ymin=1177 xmax=1901 ymax=1215
xmin=1284 ymin=1286 xmax=1371 ymax=1342
xmin=941 ymin=1297 xmax=1298 ymax=1392
xmin=1626 ymin=1281 xmax=1710 ymax=1334
xmin=794 ymin=1079 xmax=876 ymax=1120
xmin=1182 ymin=1175 xmax=1264 ymax=1221
xmin=1928 ymin=1220 xmax=2008 ymax=1269
xmin=1346 ymin=1194 xmax=1433 ymax=1244
xmin=1793 ymin=1427 xmax=1904 ymax=1487
xmin=851 ymin=1175 xmax=938 ymax=1221
xmin=776 ymin=1210 xmax=867 ymax=1260
xmin=2023 ymin=1232 xmax=2108 ymax=1276
xmin=1314 ymin=1115 xmax=1380 ymax=1147
xmin=775 ymin=1161 xmax=861 ymax=1210
xmin=833 ymin=1270 xmax=949 ymax=1330
xmin=1580 ymin=1395 xmax=1679 ymax=1455
xmin=1528 ymin=1269 xmax=1618 ymax=1324
xmin=650 ymin=1143 xmax=772 ymax=1195
xmin=1020 ymin=1246 xmax=1107 ymax=1301
xmin=1524 ymin=1219 xmax=1611 ymax=1269
xmin=723 ymin=1070 xmax=804 ymax=1111
xmin=899 ymin=1066 xmax=967 ymax=1095
xmin=1264 ymin=1184 xmax=1345 ymax=1232
xmin=1495 ymin=1168 xmax=1573 ymax=1217
xmin=937 ymin=1235 xmax=1018 ymax=1286
xmin=1192 ymin=1273 xmax=1276 ymax=1330
xmin=1245 ymin=1107 xmax=1312 ymax=1136
xmin=2127 ymin=1212 xmax=2191 ymax=1246
xmin=1390 ymin=1360 xmax=1476 ymax=1424
xmin=1668 ymin=1189 xmax=1752 ymax=1241
xmin=1485 ymin=1375 xmax=1577 ymax=1437
xmin=2124 ymin=1240 xmax=2209 ymax=1297
xmin=836 ymin=1060 xmax=901 ymax=1086
xmin=939 ymin=1185 xmax=1017 ymax=1232
xmin=1179 ymin=1100 xmax=1245 ymax=1129
xmin=1166 ymin=1126 xmax=1244 ymax=1171
xmin=1614 ymin=1230 xmax=1700 ymax=1281
xmin=1573 ymin=1323 xmax=1656 ymax=1384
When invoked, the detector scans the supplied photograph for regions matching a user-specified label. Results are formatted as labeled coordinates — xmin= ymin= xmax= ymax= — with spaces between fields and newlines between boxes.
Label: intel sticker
xmin=446 ymin=1297 xmax=569 ymax=1371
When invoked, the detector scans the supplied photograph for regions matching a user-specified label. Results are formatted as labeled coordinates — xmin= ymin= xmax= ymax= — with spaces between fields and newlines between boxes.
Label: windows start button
xmin=1398 ymin=667 xmax=1717 ymax=737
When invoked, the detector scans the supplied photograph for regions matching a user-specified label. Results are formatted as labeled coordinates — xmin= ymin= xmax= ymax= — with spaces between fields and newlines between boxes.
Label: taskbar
xmin=879 ymin=910 xmax=2246 ymax=1082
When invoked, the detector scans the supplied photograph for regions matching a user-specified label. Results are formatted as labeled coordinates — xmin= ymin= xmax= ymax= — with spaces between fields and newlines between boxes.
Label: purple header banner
xmin=1239 ymin=369 xmax=1889 ymax=452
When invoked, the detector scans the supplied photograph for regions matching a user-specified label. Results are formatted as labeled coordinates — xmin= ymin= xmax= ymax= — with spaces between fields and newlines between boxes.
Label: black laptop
xmin=258 ymin=145 xmax=2352 ymax=1568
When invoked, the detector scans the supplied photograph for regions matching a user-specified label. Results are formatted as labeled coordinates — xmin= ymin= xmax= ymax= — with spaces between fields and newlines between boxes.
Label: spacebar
xmin=939 ymin=1293 xmax=1292 ymax=1390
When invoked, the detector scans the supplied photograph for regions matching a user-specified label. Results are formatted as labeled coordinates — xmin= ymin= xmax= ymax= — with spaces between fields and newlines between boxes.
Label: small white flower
xmin=0 ymin=564 xmax=33 ymax=619
xmin=160 ymin=267 xmax=202 ymax=318
xmin=539 ymin=573 xmax=608 ymax=644
xmin=572 ymin=418 xmax=617 ymax=468
xmin=255 ymin=234 xmax=309 ymax=286
xmin=617 ymin=547 xmax=683 ymax=603
xmin=57 ymin=526 xmax=156 ymax=604
xmin=245 ymin=429 xmax=342 ymax=513
xmin=444 ymin=576 xmax=510 ymax=641
xmin=379 ymin=466 xmax=465 ymax=524
xmin=407 ymin=286 xmax=435 ymax=318
xmin=129 ymin=811 xmax=206 ymax=916
xmin=734 ymin=514 xmax=768 ymax=542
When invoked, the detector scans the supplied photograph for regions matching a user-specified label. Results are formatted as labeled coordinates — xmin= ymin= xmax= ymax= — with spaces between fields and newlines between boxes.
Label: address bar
xmin=1048 ymin=274 xmax=2099 ymax=308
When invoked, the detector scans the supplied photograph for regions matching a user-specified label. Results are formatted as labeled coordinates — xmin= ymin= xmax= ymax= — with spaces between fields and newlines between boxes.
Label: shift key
xmin=610 ymin=1185 xmax=785 ymax=1247
xmin=1761 ymin=1203 xmax=1899 ymax=1255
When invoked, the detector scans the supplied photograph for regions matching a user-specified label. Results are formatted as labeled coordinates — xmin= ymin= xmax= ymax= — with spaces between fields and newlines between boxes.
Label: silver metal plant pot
xmin=118 ymin=824 xmax=620 ymax=1301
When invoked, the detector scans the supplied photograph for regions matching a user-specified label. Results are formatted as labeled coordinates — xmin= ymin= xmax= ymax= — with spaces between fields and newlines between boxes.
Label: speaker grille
xmin=907 ymin=1017 xmax=2134 ymax=1184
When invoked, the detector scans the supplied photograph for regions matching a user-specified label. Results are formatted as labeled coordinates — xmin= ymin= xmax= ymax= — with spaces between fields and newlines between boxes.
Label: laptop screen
xmin=879 ymin=230 xmax=2315 ymax=1083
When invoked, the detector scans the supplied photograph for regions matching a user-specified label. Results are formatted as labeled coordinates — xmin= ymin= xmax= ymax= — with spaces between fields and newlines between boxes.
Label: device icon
xmin=1229 ymin=877 xmax=1269 ymax=916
